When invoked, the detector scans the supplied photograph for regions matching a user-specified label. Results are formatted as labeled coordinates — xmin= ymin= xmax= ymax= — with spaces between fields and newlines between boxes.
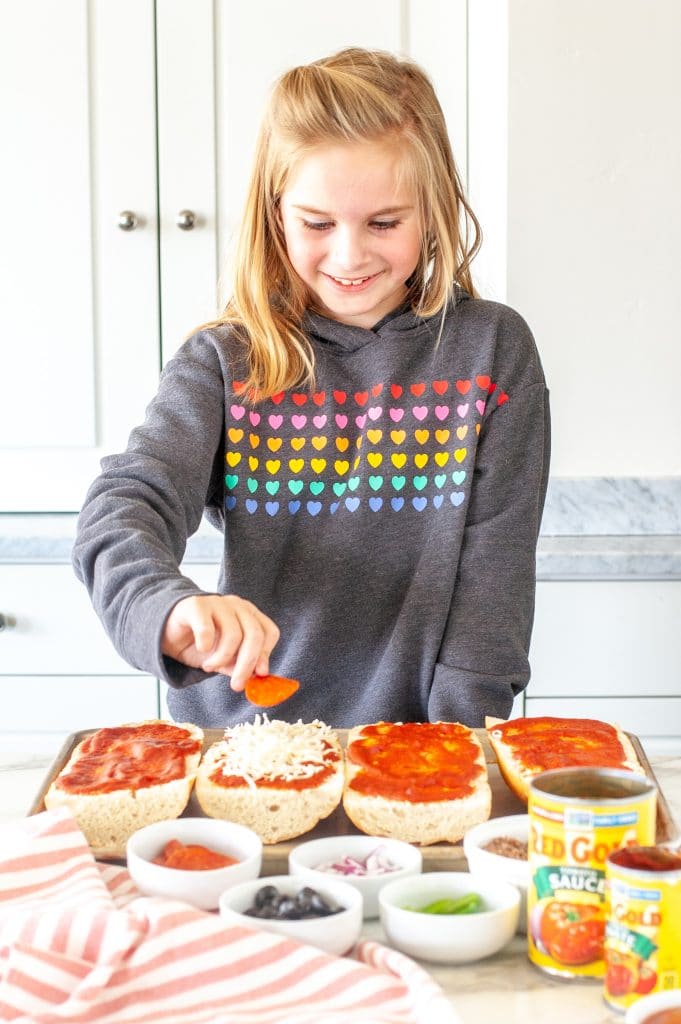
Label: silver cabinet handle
xmin=0 ymin=613 xmax=16 ymax=632
xmin=117 ymin=210 xmax=139 ymax=231
xmin=176 ymin=209 xmax=196 ymax=231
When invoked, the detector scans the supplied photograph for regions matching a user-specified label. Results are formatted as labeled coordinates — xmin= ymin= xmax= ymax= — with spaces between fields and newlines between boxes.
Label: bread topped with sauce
xmin=342 ymin=721 xmax=492 ymax=845
xmin=44 ymin=720 xmax=203 ymax=857
xmin=195 ymin=716 xmax=344 ymax=844
xmin=485 ymin=715 xmax=645 ymax=804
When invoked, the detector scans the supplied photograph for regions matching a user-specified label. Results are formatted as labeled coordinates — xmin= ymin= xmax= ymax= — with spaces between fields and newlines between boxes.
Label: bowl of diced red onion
xmin=288 ymin=835 xmax=422 ymax=919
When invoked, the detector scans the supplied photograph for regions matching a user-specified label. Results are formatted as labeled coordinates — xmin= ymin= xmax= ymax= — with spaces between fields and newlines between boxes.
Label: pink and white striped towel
xmin=0 ymin=809 xmax=461 ymax=1024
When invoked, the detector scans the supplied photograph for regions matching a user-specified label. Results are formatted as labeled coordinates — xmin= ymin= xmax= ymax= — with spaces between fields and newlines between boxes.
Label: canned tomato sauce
xmin=604 ymin=844 xmax=681 ymax=1013
xmin=528 ymin=768 xmax=657 ymax=978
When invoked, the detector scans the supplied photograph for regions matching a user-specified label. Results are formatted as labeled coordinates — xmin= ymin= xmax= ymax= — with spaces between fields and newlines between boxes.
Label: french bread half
xmin=195 ymin=717 xmax=344 ymax=844
xmin=342 ymin=721 xmax=492 ymax=846
xmin=44 ymin=720 xmax=203 ymax=857
xmin=485 ymin=715 xmax=645 ymax=804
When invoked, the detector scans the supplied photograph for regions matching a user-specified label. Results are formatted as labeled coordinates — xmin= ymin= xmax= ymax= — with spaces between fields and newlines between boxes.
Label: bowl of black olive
xmin=218 ymin=874 xmax=363 ymax=956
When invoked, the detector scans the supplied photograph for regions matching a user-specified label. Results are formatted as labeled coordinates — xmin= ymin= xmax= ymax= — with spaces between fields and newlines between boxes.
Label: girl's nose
xmin=332 ymin=227 xmax=367 ymax=271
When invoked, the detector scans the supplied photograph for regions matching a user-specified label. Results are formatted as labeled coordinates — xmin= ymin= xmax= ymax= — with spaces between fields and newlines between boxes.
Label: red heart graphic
xmin=475 ymin=375 xmax=491 ymax=391
xmin=455 ymin=379 xmax=471 ymax=394
xmin=333 ymin=390 xmax=347 ymax=404
xmin=371 ymin=383 xmax=383 ymax=397
xmin=433 ymin=380 xmax=448 ymax=395
xmin=291 ymin=393 xmax=308 ymax=406
xmin=232 ymin=379 xmax=245 ymax=394
xmin=312 ymin=391 xmax=326 ymax=406
xmin=497 ymin=392 xmax=509 ymax=405
xmin=390 ymin=384 xmax=403 ymax=399
xmin=354 ymin=391 xmax=369 ymax=406
xmin=488 ymin=382 xmax=497 ymax=394
xmin=410 ymin=382 xmax=426 ymax=396
xmin=271 ymin=391 xmax=285 ymax=405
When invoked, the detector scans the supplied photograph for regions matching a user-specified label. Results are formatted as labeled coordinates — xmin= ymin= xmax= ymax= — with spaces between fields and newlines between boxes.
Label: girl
xmin=73 ymin=48 xmax=550 ymax=729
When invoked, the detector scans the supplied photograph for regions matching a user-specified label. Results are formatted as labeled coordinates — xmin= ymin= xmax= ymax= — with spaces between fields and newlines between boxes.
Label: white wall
xmin=504 ymin=0 xmax=681 ymax=477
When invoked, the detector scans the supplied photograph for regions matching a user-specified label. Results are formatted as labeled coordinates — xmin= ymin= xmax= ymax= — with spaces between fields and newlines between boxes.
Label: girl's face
xmin=279 ymin=140 xmax=422 ymax=329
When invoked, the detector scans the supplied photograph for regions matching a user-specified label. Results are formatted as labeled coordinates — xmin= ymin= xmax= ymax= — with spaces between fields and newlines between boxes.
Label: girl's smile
xmin=280 ymin=140 xmax=422 ymax=329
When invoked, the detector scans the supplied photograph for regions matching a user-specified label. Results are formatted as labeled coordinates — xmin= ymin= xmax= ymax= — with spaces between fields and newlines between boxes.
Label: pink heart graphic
xmin=335 ymin=413 xmax=348 ymax=428
xmin=412 ymin=406 xmax=428 ymax=421
xmin=389 ymin=408 xmax=404 ymax=422
xmin=268 ymin=413 xmax=283 ymax=429
xmin=313 ymin=414 xmax=327 ymax=428
xmin=292 ymin=414 xmax=307 ymax=429
xmin=475 ymin=400 xmax=486 ymax=416
xmin=434 ymin=405 xmax=449 ymax=421
xmin=230 ymin=405 xmax=245 ymax=420
xmin=456 ymin=403 xmax=469 ymax=418
xmin=368 ymin=406 xmax=383 ymax=421
xmin=355 ymin=414 xmax=367 ymax=428
xmin=249 ymin=411 xmax=261 ymax=426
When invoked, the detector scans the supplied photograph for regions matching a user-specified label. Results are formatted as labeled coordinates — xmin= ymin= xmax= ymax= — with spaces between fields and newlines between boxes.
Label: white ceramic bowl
xmin=378 ymin=871 xmax=520 ymax=964
xmin=218 ymin=874 xmax=363 ymax=956
xmin=126 ymin=817 xmax=262 ymax=911
xmin=625 ymin=989 xmax=681 ymax=1023
xmin=288 ymin=834 xmax=422 ymax=919
xmin=463 ymin=814 xmax=529 ymax=933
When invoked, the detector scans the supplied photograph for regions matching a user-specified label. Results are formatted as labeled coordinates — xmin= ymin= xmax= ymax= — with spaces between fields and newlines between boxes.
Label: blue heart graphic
xmin=288 ymin=500 xmax=301 ymax=514
xmin=246 ymin=499 xmax=258 ymax=514
xmin=225 ymin=495 xmax=237 ymax=511
xmin=391 ymin=497 xmax=404 ymax=511
xmin=369 ymin=497 xmax=383 ymax=511
xmin=345 ymin=496 xmax=360 ymax=512
xmin=330 ymin=501 xmax=340 ymax=514
xmin=307 ymin=501 xmax=322 ymax=516
xmin=412 ymin=496 xmax=427 ymax=511
xmin=265 ymin=501 xmax=279 ymax=516
xmin=450 ymin=491 xmax=465 ymax=506
xmin=433 ymin=494 xmax=444 ymax=509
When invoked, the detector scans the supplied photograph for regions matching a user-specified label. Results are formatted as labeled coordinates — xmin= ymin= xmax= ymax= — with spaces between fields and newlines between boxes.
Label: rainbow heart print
xmin=224 ymin=377 xmax=509 ymax=517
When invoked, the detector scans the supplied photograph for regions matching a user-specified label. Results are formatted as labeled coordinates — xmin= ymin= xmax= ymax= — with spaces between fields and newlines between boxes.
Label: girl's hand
xmin=161 ymin=595 xmax=280 ymax=691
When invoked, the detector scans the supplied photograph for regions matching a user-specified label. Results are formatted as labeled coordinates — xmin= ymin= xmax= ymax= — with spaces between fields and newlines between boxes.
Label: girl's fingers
xmin=200 ymin=598 xmax=280 ymax=688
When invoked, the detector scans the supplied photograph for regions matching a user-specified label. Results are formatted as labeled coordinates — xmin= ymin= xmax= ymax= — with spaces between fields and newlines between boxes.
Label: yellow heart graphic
xmin=334 ymin=459 xmax=349 ymax=475
xmin=390 ymin=430 xmax=406 ymax=445
xmin=267 ymin=437 xmax=282 ymax=452
xmin=367 ymin=429 xmax=383 ymax=444
xmin=311 ymin=458 xmax=327 ymax=473
xmin=476 ymin=423 xmax=481 ymax=434
xmin=367 ymin=452 xmax=383 ymax=468
xmin=228 ymin=428 xmax=244 ymax=443
xmin=435 ymin=429 xmax=450 ymax=444
xmin=289 ymin=458 xmax=304 ymax=473
xmin=266 ymin=459 xmax=281 ymax=474
xmin=336 ymin=437 xmax=349 ymax=452
xmin=226 ymin=451 xmax=241 ymax=467
xmin=414 ymin=453 xmax=428 ymax=468
xmin=291 ymin=437 xmax=306 ymax=451
xmin=356 ymin=436 xmax=363 ymax=448
xmin=454 ymin=448 xmax=467 ymax=463
xmin=434 ymin=451 xmax=449 ymax=467
xmin=311 ymin=436 xmax=327 ymax=451
xmin=353 ymin=455 xmax=361 ymax=469
xmin=391 ymin=453 xmax=407 ymax=469
xmin=249 ymin=455 xmax=259 ymax=470
xmin=456 ymin=426 xmax=468 ymax=440
xmin=249 ymin=433 xmax=260 ymax=449
xmin=415 ymin=429 xmax=429 ymax=445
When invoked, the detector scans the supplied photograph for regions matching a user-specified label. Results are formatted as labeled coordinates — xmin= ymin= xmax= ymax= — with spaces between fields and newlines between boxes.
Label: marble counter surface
xmin=1 ymin=751 xmax=679 ymax=1024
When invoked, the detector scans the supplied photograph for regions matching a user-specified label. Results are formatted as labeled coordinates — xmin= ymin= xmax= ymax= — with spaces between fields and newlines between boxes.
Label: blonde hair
xmin=205 ymin=47 xmax=481 ymax=399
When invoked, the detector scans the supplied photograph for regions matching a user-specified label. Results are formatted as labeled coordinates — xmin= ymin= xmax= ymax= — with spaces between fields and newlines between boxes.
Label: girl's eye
xmin=302 ymin=220 xmax=333 ymax=231
xmin=371 ymin=220 xmax=400 ymax=231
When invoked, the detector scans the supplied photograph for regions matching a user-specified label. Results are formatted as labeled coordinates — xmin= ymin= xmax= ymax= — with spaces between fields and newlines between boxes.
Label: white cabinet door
xmin=0 ymin=0 xmax=161 ymax=512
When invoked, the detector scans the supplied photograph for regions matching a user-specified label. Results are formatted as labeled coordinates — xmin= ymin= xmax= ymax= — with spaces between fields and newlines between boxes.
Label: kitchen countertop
xmin=1 ymin=750 xmax=679 ymax=1024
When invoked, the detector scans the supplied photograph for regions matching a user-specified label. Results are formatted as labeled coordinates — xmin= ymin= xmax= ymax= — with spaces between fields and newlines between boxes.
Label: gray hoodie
xmin=72 ymin=289 xmax=550 ymax=728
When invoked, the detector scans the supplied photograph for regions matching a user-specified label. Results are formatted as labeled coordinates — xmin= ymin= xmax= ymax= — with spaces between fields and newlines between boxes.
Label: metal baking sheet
xmin=29 ymin=727 xmax=677 ymax=872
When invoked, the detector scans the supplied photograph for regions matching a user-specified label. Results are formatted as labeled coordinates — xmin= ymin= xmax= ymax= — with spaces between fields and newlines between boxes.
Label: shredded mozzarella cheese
xmin=214 ymin=715 xmax=337 ymax=787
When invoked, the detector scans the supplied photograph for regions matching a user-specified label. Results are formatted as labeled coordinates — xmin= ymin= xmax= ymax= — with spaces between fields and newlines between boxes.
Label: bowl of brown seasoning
xmin=463 ymin=814 xmax=529 ymax=933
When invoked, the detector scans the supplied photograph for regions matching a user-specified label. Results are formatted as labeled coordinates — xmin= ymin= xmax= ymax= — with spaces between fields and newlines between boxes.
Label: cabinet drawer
xmin=0 ymin=565 xmax=144 ymax=675
xmin=529 ymin=581 xmax=681 ymax=698
xmin=524 ymin=696 xmax=681 ymax=757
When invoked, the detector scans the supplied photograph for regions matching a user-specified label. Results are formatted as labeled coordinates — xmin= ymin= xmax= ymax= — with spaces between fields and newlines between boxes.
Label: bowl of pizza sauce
xmin=126 ymin=817 xmax=262 ymax=911
xmin=625 ymin=990 xmax=681 ymax=1023
xmin=463 ymin=814 xmax=529 ymax=933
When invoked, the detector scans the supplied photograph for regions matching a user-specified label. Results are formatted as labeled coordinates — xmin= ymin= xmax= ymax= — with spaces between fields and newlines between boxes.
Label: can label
xmin=604 ymin=847 xmax=681 ymax=1012
xmin=528 ymin=769 xmax=657 ymax=979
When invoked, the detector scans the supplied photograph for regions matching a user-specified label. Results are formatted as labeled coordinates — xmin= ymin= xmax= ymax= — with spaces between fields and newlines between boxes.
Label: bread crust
xmin=485 ymin=715 xmax=645 ymax=804
xmin=342 ymin=723 xmax=492 ymax=845
xmin=44 ymin=721 xmax=203 ymax=857
xmin=195 ymin=730 xmax=344 ymax=844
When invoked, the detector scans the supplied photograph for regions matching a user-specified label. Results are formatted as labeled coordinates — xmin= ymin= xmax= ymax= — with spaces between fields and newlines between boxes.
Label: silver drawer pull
xmin=176 ymin=209 xmax=196 ymax=230
xmin=117 ymin=210 xmax=139 ymax=231
xmin=0 ymin=613 xmax=16 ymax=632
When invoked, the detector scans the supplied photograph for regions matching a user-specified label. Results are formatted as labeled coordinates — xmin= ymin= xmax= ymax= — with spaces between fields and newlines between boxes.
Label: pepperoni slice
xmin=244 ymin=673 xmax=300 ymax=707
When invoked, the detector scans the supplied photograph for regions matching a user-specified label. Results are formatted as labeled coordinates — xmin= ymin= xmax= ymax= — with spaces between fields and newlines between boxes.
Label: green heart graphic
xmin=310 ymin=480 xmax=325 ymax=495
xmin=348 ymin=476 xmax=361 ymax=492
xmin=368 ymin=475 xmax=383 ymax=491
xmin=435 ymin=474 xmax=447 ymax=489
xmin=247 ymin=478 xmax=258 ymax=493
xmin=225 ymin=474 xmax=239 ymax=489
xmin=333 ymin=482 xmax=347 ymax=496
xmin=413 ymin=475 xmax=428 ymax=491
xmin=452 ymin=470 xmax=466 ymax=485
xmin=288 ymin=479 xmax=304 ymax=495
xmin=266 ymin=480 xmax=280 ymax=495
xmin=392 ymin=475 xmax=406 ymax=491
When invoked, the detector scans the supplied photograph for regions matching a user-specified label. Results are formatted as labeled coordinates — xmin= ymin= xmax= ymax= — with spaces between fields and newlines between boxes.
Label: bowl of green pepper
xmin=378 ymin=871 xmax=520 ymax=964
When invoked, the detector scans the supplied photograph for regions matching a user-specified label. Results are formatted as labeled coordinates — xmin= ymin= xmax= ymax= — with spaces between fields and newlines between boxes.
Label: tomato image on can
xmin=604 ymin=844 xmax=681 ymax=1013
xmin=528 ymin=768 xmax=657 ymax=978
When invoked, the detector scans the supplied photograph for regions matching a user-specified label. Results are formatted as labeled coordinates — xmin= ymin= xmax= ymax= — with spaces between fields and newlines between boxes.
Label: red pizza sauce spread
xmin=152 ymin=839 xmax=238 ymax=871
xmin=56 ymin=723 xmax=200 ymax=795
xmin=347 ymin=722 xmax=483 ymax=802
xmin=210 ymin=742 xmax=340 ymax=790
xmin=493 ymin=717 xmax=628 ymax=772
xmin=609 ymin=845 xmax=681 ymax=872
